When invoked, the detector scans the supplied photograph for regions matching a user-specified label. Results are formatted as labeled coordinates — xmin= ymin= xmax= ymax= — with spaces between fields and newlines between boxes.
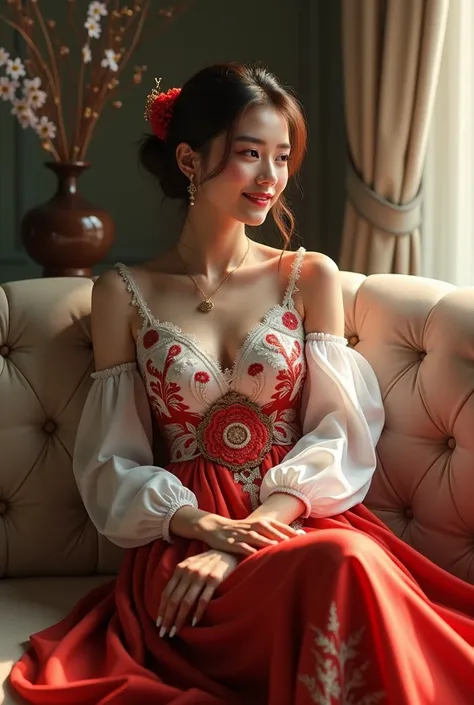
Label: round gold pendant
xmin=198 ymin=299 xmax=214 ymax=313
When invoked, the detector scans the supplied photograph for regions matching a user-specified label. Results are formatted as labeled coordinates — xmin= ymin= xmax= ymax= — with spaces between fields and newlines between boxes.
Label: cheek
xmin=277 ymin=169 xmax=289 ymax=192
xmin=221 ymin=161 xmax=249 ymax=185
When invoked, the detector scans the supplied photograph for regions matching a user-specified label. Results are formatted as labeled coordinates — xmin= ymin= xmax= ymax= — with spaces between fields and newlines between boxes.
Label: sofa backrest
xmin=1 ymin=273 xmax=473 ymax=583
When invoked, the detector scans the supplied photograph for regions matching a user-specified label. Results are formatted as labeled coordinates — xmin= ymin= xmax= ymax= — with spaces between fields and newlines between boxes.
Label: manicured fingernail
xmin=192 ymin=616 xmax=198 ymax=627
xmin=169 ymin=625 xmax=177 ymax=638
xmin=159 ymin=626 xmax=167 ymax=638
xmin=156 ymin=616 xmax=162 ymax=628
xmin=297 ymin=529 xmax=306 ymax=535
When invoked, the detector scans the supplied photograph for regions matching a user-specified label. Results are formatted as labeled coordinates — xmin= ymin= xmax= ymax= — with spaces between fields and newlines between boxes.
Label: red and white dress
xmin=10 ymin=247 xmax=474 ymax=704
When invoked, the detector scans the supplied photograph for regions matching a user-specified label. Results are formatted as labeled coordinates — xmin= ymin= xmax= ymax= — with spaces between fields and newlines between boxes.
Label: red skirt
xmin=9 ymin=445 xmax=474 ymax=704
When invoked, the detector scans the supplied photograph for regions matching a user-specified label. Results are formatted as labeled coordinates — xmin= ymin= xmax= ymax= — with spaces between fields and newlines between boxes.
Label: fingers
xmin=257 ymin=518 xmax=305 ymax=539
xmin=171 ymin=580 xmax=208 ymax=634
xmin=157 ymin=554 xmax=216 ymax=637
xmin=192 ymin=581 xmax=218 ymax=627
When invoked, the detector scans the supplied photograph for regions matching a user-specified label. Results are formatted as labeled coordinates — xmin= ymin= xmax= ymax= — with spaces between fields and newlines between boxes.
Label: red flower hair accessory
xmin=144 ymin=77 xmax=181 ymax=141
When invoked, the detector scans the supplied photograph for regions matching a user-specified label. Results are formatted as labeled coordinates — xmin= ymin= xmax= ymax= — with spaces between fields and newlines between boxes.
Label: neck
xmin=176 ymin=202 xmax=251 ymax=279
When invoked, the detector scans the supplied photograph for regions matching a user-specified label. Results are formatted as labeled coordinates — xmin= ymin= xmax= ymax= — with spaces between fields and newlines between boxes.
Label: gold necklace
xmin=176 ymin=238 xmax=250 ymax=313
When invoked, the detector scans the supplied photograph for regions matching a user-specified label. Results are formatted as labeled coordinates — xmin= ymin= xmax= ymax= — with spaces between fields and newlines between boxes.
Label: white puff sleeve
xmin=260 ymin=334 xmax=385 ymax=518
xmin=73 ymin=361 xmax=198 ymax=547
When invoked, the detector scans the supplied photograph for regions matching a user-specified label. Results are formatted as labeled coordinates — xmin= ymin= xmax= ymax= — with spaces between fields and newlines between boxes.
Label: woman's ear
xmin=175 ymin=143 xmax=200 ymax=181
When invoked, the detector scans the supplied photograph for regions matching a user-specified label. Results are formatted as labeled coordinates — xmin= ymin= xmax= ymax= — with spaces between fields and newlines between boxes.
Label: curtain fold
xmin=340 ymin=0 xmax=449 ymax=275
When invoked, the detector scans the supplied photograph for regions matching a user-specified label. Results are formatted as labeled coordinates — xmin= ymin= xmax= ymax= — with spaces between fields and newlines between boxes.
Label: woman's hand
xmin=199 ymin=513 xmax=305 ymax=555
xmin=157 ymin=550 xmax=238 ymax=638
xmin=170 ymin=508 xmax=305 ymax=556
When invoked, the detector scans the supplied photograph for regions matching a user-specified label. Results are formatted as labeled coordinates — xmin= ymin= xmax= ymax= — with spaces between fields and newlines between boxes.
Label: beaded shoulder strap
xmin=114 ymin=262 xmax=154 ymax=326
xmin=282 ymin=246 xmax=306 ymax=308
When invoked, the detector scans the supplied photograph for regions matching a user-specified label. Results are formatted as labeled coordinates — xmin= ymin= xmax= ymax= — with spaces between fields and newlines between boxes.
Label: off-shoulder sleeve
xmin=260 ymin=334 xmax=385 ymax=518
xmin=73 ymin=362 xmax=198 ymax=547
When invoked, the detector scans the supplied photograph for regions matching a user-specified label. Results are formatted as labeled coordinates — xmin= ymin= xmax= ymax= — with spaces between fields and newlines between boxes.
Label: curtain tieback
xmin=346 ymin=161 xmax=422 ymax=235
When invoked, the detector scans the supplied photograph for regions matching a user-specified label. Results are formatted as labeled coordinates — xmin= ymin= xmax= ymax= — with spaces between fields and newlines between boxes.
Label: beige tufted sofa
xmin=1 ymin=271 xmax=474 ymax=704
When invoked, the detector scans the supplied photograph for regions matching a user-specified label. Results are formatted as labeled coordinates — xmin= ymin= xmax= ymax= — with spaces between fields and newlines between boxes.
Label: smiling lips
xmin=243 ymin=192 xmax=273 ymax=207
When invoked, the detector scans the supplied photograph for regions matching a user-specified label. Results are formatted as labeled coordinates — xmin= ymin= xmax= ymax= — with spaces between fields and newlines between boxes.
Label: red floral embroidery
xmin=282 ymin=311 xmax=298 ymax=330
xmin=168 ymin=344 xmax=181 ymax=359
xmin=143 ymin=329 xmax=159 ymax=349
xmin=201 ymin=401 xmax=270 ymax=466
xmin=248 ymin=363 xmax=264 ymax=377
xmin=265 ymin=333 xmax=279 ymax=347
xmin=195 ymin=371 xmax=211 ymax=384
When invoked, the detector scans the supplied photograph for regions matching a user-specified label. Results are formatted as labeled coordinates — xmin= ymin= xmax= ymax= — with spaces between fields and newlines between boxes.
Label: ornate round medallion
xmin=223 ymin=422 xmax=251 ymax=449
xmin=198 ymin=299 xmax=214 ymax=313
xmin=196 ymin=391 xmax=274 ymax=471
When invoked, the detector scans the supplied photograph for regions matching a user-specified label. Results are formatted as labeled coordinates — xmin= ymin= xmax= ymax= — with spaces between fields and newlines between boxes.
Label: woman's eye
xmin=277 ymin=154 xmax=290 ymax=162
xmin=241 ymin=149 xmax=259 ymax=158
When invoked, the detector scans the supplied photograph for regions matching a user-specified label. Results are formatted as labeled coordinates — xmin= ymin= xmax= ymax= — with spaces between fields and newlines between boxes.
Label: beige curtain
xmin=340 ymin=0 xmax=449 ymax=275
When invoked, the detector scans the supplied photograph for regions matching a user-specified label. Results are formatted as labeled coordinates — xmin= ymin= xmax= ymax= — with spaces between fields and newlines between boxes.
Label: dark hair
xmin=139 ymin=62 xmax=307 ymax=250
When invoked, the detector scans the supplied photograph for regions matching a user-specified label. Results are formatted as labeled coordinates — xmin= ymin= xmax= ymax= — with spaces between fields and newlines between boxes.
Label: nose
xmin=256 ymin=160 xmax=277 ymax=186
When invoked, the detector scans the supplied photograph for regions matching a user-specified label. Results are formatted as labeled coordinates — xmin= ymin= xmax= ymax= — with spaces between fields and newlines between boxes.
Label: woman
xmin=10 ymin=63 xmax=474 ymax=705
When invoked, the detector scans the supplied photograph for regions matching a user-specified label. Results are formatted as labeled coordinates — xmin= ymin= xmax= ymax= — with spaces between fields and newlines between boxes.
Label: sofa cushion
xmin=0 ymin=576 xmax=112 ymax=705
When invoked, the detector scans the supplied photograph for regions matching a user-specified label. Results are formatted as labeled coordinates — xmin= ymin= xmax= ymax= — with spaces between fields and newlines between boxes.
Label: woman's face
xmin=197 ymin=104 xmax=291 ymax=226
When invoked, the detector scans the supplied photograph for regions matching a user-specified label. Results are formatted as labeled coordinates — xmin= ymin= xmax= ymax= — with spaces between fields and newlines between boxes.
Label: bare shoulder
xmin=91 ymin=267 xmax=136 ymax=370
xmin=299 ymin=251 xmax=345 ymax=337
xmin=92 ymin=267 xmax=131 ymax=315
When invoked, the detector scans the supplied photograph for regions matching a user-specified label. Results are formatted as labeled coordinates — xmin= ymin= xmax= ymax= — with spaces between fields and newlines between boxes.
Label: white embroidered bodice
xmin=115 ymin=247 xmax=308 ymax=463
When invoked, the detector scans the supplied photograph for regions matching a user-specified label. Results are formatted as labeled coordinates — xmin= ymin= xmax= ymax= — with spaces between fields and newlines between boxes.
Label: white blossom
xmin=6 ymin=57 xmax=26 ymax=80
xmin=23 ymin=77 xmax=41 ymax=92
xmin=84 ymin=17 xmax=101 ymax=39
xmin=82 ymin=44 xmax=92 ymax=64
xmin=0 ymin=76 xmax=19 ymax=102
xmin=36 ymin=115 xmax=57 ymax=140
xmin=101 ymin=49 xmax=119 ymax=72
xmin=11 ymin=98 xmax=37 ymax=129
xmin=18 ymin=110 xmax=38 ymax=130
xmin=88 ymin=2 xmax=107 ymax=20
xmin=27 ymin=88 xmax=47 ymax=109
xmin=0 ymin=48 xmax=10 ymax=67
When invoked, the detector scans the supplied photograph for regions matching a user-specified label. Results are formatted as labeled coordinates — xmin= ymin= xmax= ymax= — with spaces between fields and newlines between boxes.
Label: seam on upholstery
xmin=54 ymin=428 xmax=72 ymax=461
xmin=419 ymin=295 xmax=441 ymax=353
xmin=55 ymin=364 xmax=95 ymax=426
xmin=9 ymin=436 xmax=49 ymax=501
xmin=372 ymin=447 xmax=404 ymax=507
xmin=347 ymin=276 xmax=365 ymax=342
xmin=409 ymin=447 xmax=445 ymax=501
xmin=416 ymin=370 xmax=440 ymax=434
xmin=446 ymin=454 xmax=472 ymax=533
xmin=450 ymin=385 xmax=474 ymax=439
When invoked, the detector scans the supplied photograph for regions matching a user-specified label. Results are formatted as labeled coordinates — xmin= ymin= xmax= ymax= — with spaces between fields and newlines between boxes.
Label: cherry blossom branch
xmin=78 ymin=0 xmax=151 ymax=160
xmin=30 ymin=0 xmax=68 ymax=160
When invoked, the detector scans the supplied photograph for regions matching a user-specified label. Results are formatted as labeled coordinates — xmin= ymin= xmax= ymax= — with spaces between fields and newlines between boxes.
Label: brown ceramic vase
xmin=20 ymin=162 xmax=115 ymax=277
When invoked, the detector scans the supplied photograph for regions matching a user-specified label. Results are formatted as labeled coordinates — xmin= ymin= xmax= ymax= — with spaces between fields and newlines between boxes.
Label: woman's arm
xmin=248 ymin=253 xmax=346 ymax=526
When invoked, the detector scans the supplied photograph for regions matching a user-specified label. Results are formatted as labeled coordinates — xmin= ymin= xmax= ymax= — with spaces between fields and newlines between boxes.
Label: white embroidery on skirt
xmin=298 ymin=602 xmax=385 ymax=704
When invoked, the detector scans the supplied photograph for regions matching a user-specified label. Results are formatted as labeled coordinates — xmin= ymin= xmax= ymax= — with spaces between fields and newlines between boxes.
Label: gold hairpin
xmin=144 ymin=77 xmax=163 ymax=122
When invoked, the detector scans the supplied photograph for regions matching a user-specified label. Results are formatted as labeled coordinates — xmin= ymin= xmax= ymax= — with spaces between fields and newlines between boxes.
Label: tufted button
xmin=43 ymin=420 xmax=57 ymax=434
xmin=0 ymin=499 xmax=8 ymax=516
xmin=403 ymin=507 xmax=414 ymax=520
xmin=447 ymin=437 xmax=456 ymax=450
xmin=349 ymin=335 xmax=359 ymax=347
xmin=420 ymin=351 xmax=426 ymax=360
xmin=0 ymin=345 xmax=9 ymax=357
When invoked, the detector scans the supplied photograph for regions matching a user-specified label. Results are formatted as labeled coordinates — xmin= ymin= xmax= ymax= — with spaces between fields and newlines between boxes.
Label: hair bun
xmin=138 ymin=134 xmax=167 ymax=181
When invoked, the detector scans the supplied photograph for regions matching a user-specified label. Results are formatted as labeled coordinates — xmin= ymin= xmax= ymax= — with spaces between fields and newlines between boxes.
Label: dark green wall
xmin=0 ymin=0 xmax=345 ymax=283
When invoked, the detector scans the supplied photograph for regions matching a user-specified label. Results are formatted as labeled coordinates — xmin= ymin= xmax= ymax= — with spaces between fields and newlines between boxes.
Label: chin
xmin=234 ymin=208 xmax=268 ymax=227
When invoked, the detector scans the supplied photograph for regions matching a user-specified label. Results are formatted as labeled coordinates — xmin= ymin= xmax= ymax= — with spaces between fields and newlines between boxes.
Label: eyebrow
xmin=234 ymin=135 xmax=291 ymax=150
